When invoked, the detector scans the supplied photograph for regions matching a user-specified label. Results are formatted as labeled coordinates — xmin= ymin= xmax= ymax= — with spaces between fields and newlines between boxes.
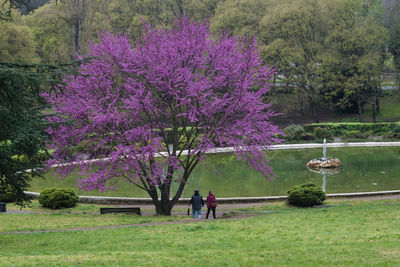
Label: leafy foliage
xmin=0 ymin=0 xmax=30 ymax=20
xmin=320 ymin=0 xmax=386 ymax=121
xmin=343 ymin=130 xmax=368 ymax=140
xmin=260 ymin=0 xmax=328 ymax=122
xmin=304 ymin=122 xmax=397 ymax=136
xmin=287 ymin=182 xmax=326 ymax=207
xmin=0 ymin=61 xmax=80 ymax=206
xmin=210 ymin=0 xmax=267 ymax=37
xmin=23 ymin=1 xmax=72 ymax=63
xmin=0 ymin=176 xmax=17 ymax=202
xmin=388 ymin=20 xmax=400 ymax=86
xmin=38 ymin=188 xmax=79 ymax=209
xmin=0 ymin=62 xmax=50 ymax=205
xmin=283 ymin=125 xmax=305 ymax=141
xmin=313 ymin=127 xmax=332 ymax=140
xmin=0 ymin=11 xmax=38 ymax=62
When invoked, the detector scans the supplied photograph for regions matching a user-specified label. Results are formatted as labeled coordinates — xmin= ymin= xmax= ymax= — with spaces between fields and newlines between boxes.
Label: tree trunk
xmin=309 ymin=97 xmax=319 ymax=123
xmin=150 ymin=182 xmax=189 ymax=215
xmin=147 ymin=160 xmax=198 ymax=215
xmin=154 ymin=199 xmax=173 ymax=215
xmin=65 ymin=0 xmax=88 ymax=58
xmin=73 ymin=17 xmax=82 ymax=55
xmin=372 ymin=103 xmax=376 ymax=123
xmin=149 ymin=179 xmax=186 ymax=215
xmin=397 ymin=71 xmax=400 ymax=92
xmin=357 ymin=93 xmax=363 ymax=122
xmin=298 ymin=95 xmax=304 ymax=116
xmin=375 ymin=95 xmax=380 ymax=114
xmin=157 ymin=183 xmax=172 ymax=215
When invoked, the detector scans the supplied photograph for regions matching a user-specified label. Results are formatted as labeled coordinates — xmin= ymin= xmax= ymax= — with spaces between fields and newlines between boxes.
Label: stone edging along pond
xmin=23 ymin=190 xmax=400 ymax=205
xmin=24 ymin=142 xmax=400 ymax=205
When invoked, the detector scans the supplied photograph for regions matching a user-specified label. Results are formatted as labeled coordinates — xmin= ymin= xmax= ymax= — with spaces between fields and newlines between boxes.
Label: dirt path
xmin=131 ymin=193 xmax=400 ymax=213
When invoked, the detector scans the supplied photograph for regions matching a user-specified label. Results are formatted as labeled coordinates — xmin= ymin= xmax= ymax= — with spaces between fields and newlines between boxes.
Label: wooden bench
xmin=100 ymin=207 xmax=141 ymax=215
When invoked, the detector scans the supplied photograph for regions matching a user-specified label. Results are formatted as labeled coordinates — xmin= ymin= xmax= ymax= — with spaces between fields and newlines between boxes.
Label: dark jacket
xmin=189 ymin=193 xmax=204 ymax=210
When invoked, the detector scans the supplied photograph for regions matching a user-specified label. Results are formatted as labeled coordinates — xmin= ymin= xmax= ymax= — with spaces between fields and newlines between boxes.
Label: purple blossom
xmin=45 ymin=18 xmax=281 ymax=215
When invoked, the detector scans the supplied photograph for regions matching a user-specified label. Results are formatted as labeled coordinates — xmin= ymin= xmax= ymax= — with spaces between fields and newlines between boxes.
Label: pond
xmin=29 ymin=147 xmax=400 ymax=198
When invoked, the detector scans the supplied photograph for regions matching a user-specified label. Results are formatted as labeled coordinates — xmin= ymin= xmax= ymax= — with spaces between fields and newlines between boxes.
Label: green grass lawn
xmin=1 ymin=199 xmax=400 ymax=266
xmin=337 ymin=90 xmax=400 ymax=123
xmin=1 ymin=202 xmax=183 ymax=232
xmin=272 ymin=88 xmax=400 ymax=124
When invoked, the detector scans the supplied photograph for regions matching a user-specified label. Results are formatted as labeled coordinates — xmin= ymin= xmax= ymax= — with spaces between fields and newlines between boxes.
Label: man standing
xmin=189 ymin=189 xmax=204 ymax=219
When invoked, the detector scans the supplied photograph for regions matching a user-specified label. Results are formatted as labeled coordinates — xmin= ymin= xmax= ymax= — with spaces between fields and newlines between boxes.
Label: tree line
xmin=1 ymin=0 xmax=400 ymax=122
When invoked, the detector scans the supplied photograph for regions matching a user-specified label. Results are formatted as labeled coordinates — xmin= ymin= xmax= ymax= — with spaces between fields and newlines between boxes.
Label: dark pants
xmin=206 ymin=207 xmax=216 ymax=219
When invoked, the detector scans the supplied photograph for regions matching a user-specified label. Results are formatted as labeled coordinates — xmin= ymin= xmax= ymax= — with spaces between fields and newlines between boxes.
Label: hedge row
xmin=303 ymin=122 xmax=400 ymax=136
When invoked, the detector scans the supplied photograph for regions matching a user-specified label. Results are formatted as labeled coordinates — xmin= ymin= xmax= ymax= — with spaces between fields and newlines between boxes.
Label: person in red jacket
xmin=206 ymin=190 xmax=217 ymax=219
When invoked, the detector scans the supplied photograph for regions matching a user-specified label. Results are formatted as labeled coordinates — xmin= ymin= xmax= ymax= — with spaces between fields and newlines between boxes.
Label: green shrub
xmin=39 ymin=188 xmax=79 ymax=209
xmin=0 ymin=177 xmax=17 ymax=202
xmin=387 ymin=125 xmax=400 ymax=139
xmin=283 ymin=125 xmax=305 ymax=141
xmin=393 ymin=125 xmax=400 ymax=133
xmin=301 ymin=133 xmax=314 ymax=141
xmin=343 ymin=130 xmax=368 ymax=139
xmin=313 ymin=127 xmax=332 ymax=140
xmin=303 ymin=122 xmax=397 ymax=137
xmin=287 ymin=182 xmax=326 ymax=207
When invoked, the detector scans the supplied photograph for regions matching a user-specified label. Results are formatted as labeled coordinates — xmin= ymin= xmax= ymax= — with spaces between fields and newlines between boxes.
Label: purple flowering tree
xmin=45 ymin=18 xmax=281 ymax=215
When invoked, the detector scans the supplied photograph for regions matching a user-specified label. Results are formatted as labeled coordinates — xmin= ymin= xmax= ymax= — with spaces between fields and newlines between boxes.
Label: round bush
xmin=283 ymin=124 xmax=305 ymax=141
xmin=287 ymin=182 xmax=326 ymax=207
xmin=313 ymin=127 xmax=332 ymax=140
xmin=39 ymin=188 xmax=79 ymax=209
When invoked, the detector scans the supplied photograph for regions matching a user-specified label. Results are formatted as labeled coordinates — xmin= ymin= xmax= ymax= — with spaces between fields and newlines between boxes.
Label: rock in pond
xmin=306 ymin=158 xmax=341 ymax=168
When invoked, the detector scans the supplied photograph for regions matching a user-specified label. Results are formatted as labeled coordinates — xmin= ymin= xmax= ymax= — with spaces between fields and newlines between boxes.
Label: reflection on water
xmin=29 ymin=147 xmax=400 ymax=198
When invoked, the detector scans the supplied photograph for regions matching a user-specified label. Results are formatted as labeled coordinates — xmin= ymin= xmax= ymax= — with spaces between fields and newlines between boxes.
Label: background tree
xmin=22 ymin=0 xmax=219 ymax=63
xmin=3 ymin=0 xmax=393 ymax=124
xmin=388 ymin=21 xmax=400 ymax=88
xmin=59 ymin=0 xmax=88 ymax=57
xmin=45 ymin=19 xmax=281 ymax=215
xmin=259 ymin=0 xmax=327 ymax=122
xmin=385 ymin=0 xmax=400 ymax=89
xmin=211 ymin=0 xmax=267 ymax=38
xmin=320 ymin=0 xmax=386 ymax=122
xmin=23 ymin=1 xmax=75 ymax=63
xmin=0 ymin=62 xmax=46 ymax=205
xmin=0 ymin=1 xmax=78 ymax=205
xmin=0 ymin=0 xmax=29 ymax=20
xmin=0 ymin=60 xmax=76 ymax=205
xmin=0 ymin=9 xmax=38 ymax=62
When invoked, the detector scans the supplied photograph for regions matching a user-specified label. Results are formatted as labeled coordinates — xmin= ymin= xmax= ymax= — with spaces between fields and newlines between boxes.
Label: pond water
xmin=29 ymin=147 xmax=400 ymax=198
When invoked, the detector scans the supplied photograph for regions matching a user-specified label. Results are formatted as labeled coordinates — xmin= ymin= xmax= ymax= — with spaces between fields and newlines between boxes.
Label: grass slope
xmin=1 ymin=199 xmax=400 ymax=266
xmin=0 ymin=202 xmax=183 ymax=232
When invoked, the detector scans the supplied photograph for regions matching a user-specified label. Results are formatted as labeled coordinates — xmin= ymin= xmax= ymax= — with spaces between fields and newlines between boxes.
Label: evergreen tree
xmin=0 ymin=61 xmax=76 ymax=205
xmin=0 ymin=1 xmax=80 ymax=205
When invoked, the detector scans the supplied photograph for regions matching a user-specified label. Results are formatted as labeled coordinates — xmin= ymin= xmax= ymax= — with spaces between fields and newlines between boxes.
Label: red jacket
xmin=206 ymin=194 xmax=216 ymax=208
